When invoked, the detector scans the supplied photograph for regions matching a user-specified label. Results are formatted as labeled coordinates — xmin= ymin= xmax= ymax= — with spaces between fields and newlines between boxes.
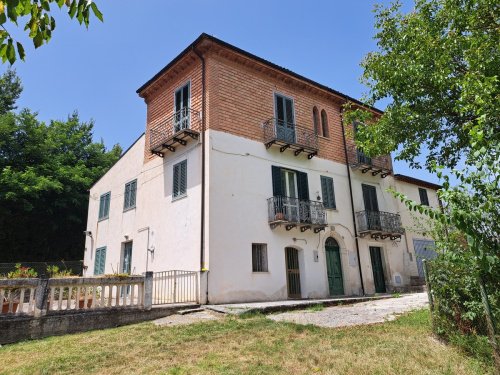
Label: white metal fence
xmin=152 ymin=270 xmax=198 ymax=305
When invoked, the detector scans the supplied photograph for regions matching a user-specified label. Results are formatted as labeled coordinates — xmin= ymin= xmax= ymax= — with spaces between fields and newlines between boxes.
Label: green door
xmin=370 ymin=246 xmax=386 ymax=293
xmin=325 ymin=238 xmax=344 ymax=295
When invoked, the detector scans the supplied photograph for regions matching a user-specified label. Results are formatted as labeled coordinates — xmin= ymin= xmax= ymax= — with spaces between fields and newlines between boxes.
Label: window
xmin=173 ymin=160 xmax=187 ymax=199
xmin=94 ymin=247 xmax=106 ymax=275
xmin=252 ymin=244 xmax=268 ymax=272
xmin=98 ymin=192 xmax=111 ymax=220
xmin=123 ymin=180 xmax=137 ymax=211
xmin=313 ymin=106 xmax=320 ymax=135
xmin=321 ymin=176 xmax=336 ymax=209
xmin=419 ymin=188 xmax=429 ymax=206
xmin=321 ymin=110 xmax=329 ymax=138
xmin=174 ymin=82 xmax=190 ymax=132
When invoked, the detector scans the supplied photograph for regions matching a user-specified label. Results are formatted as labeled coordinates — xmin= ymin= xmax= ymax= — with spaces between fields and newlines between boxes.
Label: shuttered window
xmin=252 ymin=244 xmax=268 ymax=272
xmin=123 ymin=180 xmax=137 ymax=210
xmin=321 ymin=176 xmax=336 ymax=209
xmin=94 ymin=247 xmax=106 ymax=275
xmin=98 ymin=192 xmax=111 ymax=220
xmin=419 ymin=188 xmax=429 ymax=206
xmin=173 ymin=160 xmax=187 ymax=199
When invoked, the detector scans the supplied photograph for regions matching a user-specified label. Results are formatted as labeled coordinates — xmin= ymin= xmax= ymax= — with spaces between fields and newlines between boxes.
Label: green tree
xmin=0 ymin=70 xmax=121 ymax=261
xmin=0 ymin=68 xmax=21 ymax=114
xmin=344 ymin=0 xmax=499 ymax=367
xmin=0 ymin=0 xmax=103 ymax=64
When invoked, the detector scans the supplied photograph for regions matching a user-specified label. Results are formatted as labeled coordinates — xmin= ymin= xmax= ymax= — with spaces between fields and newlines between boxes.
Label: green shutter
xmin=124 ymin=184 xmax=130 ymax=209
xmin=297 ymin=172 xmax=309 ymax=201
xmin=173 ymin=161 xmax=187 ymax=198
xmin=321 ymin=176 xmax=336 ymax=209
xmin=99 ymin=192 xmax=110 ymax=219
xmin=271 ymin=166 xmax=283 ymax=197
xmin=94 ymin=247 xmax=106 ymax=275
xmin=130 ymin=180 xmax=137 ymax=207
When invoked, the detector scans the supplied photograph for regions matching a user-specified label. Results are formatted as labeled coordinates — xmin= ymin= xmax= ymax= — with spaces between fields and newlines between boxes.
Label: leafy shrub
xmin=46 ymin=265 xmax=74 ymax=278
xmin=7 ymin=264 xmax=38 ymax=278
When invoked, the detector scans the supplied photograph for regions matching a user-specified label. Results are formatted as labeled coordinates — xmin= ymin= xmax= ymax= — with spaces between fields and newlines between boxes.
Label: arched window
xmin=321 ymin=110 xmax=329 ymax=138
xmin=325 ymin=237 xmax=339 ymax=248
xmin=313 ymin=106 xmax=320 ymax=136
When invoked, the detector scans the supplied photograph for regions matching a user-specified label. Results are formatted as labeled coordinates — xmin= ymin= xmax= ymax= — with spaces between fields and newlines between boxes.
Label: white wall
xmin=206 ymin=129 xmax=364 ymax=303
xmin=84 ymin=134 xmax=203 ymax=277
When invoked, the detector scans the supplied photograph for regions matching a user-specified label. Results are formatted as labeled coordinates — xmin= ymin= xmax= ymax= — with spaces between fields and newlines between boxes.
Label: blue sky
xmin=1 ymin=0 xmax=439 ymax=184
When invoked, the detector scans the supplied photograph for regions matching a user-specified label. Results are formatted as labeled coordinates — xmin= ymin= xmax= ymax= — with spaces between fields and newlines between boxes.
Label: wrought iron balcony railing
xmin=356 ymin=210 xmax=404 ymax=240
xmin=149 ymin=108 xmax=200 ymax=155
xmin=268 ymin=196 xmax=327 ymax=232
xmin=263 ymin=118 xmax=319 ymax=159
xmin=346 ymin=145 xmax=392 ymax=178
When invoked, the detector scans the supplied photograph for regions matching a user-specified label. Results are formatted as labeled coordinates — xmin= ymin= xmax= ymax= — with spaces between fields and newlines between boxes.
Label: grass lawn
xmin=0 ymin=309 xmax=492 ymax=374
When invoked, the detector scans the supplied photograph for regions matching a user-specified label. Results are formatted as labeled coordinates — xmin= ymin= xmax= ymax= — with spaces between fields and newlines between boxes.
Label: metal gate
xmin=285 ymin=247 xmax=301 ymax=299
xmin=152 ymin=270 xmax=198 ymax=305
xmin=413 ymin=239 xmax=437 ymax=278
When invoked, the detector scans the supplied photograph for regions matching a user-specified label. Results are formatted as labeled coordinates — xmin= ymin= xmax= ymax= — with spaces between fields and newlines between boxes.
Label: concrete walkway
xmin=268 ymin=292 xmax=428 ymax=328
xmin=205 ymin=294 xmax=394 ymax=315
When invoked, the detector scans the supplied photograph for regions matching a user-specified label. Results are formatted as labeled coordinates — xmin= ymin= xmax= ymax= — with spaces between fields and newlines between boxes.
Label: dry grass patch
xmin=0 ymin=309 xmax=492 ymax=374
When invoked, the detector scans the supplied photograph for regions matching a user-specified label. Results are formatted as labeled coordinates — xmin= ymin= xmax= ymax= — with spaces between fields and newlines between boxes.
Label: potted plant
xmin=275 ymin=212 xmax=285 ymax=221
xmin=2 ymin=264 xmax=38 ymax=314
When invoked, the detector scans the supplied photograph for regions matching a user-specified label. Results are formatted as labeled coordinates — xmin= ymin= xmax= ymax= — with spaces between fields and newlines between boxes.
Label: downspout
xmin=193 ymin=46 xmax=208 ymax=302
xmin=340 ymin=106 xmax=366 ymax=295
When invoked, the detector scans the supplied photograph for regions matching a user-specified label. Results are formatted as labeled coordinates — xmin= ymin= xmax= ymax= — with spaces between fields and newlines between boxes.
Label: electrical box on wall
xmin=313 ymin=250 xmax=319 ymax=262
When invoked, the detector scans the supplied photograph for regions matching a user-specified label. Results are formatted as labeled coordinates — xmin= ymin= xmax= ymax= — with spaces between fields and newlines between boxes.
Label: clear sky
xmin=0 ymin=0 xmax=440 ymax=184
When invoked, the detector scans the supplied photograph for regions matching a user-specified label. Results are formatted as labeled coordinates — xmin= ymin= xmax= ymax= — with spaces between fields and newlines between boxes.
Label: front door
xmin=370 ymin=246 xmax=386 ymax=293
xmin=275 ymin=94 xmax=295 ymax=144
xmin=362 ymin=184 xmax=381 ymax=230
xmin=174 ymin=83 xmax=190 ymax=132
xmin=285 ymin=247 xmax=301 ymax=298
xmin=122 ymin=242 xmax=133 ymax=274
xmin=281 ymin=169 xmax=299 ymax=222
xmin=325 ymin=238 xmax=344 ymax=295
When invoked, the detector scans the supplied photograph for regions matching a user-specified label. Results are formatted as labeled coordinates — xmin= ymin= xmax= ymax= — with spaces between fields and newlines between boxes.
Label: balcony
xmin=347 ymin=146 xmax=392 ymax=178
xmin=356 ymin=210 xmax=404 ymax=240
xmin=263 ymin=118 xmax=318 ymax=159
xmin=268 ymin=196 xmax=327 ymax=233
xmin=149 ymin=108 xmax=200 ymax=157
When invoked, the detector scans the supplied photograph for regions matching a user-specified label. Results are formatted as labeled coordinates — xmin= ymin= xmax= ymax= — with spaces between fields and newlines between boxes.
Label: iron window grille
xmin=252 ymin=244 xmax=268 ymax=272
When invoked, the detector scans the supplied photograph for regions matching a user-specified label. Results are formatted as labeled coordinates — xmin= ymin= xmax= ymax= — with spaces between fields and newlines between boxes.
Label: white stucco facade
xmin=84 ymin=128 xmax=440 ymax=304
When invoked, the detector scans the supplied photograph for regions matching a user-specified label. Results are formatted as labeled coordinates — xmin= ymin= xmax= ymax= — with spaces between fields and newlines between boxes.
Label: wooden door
xmin=362 ymin=184 xmax=381 ymax=229
xmin=285 ymin=247 xmax=301 ymax=299
xmin=370 ymin=246 xmax=386 ymax=293
xmin=325 ymin=238 xmax=344 ymax=295
xmin=275 ymin=94 xmax=296 ymax=143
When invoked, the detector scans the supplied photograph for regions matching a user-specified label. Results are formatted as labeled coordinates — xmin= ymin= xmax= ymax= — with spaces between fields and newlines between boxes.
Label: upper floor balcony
xmin=356 ymin=210 xmax=404 ymax=240
xmin=263 ymin=118 xmax=319 ymax=159
xmin=268 ymin=196 xmax=327 ymax=233
xmin=149 ymin=108 xmax=200 ymax=157
xmin=347 ymin=145 xmax=392 ymax=178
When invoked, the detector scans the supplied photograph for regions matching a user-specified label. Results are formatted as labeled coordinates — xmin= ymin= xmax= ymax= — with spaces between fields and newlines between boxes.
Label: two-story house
xmin=83 ymin=34 xmax=439 ymax=304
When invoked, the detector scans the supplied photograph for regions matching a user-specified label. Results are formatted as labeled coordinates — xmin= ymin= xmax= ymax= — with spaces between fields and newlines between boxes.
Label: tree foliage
xmin=0 ymin=70 xmax=121 ymax=261
xmin=0 ymin=68 xmax=21 ymax=114
xmin=0 ymin=0 xmax=103 ymax=64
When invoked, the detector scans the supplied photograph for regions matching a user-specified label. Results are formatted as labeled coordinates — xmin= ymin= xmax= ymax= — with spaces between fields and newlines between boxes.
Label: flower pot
xmin=275 ymin=212 xmax=285 ymax=221
xmin=79 ymin=298 xmax=93 ymax=309
xmin=2 ymin=301 xmax=19 ymax=314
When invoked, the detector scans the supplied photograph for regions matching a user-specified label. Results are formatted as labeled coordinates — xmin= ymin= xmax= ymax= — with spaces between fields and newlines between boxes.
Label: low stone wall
xmin=0 ymin=304 xmax=197 ymax=345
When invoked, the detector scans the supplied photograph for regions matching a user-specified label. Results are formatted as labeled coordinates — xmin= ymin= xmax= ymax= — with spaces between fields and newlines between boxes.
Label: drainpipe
xmin=192 ymin=46 xmax=207 ymax=301
xmin=340 ymin=105 xmax=366 ymax=295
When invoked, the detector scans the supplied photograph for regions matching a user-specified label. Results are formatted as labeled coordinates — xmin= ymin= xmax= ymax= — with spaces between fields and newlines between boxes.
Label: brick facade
xmin=138 ymin=36 xmax=390 ymax=170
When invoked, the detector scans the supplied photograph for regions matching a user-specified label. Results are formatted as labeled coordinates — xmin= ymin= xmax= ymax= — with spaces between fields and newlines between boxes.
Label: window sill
xmin=123 ymin=206 xmax=136 ymax=213
xmin=172 ymin=194 xmax=187 ymax=202
xmin=318 ymin=135 xmax=330 ymax=140
xmin=252 ymin=271 xmax=270 ymax=274
xmin=325 ymin=208 xmax=338 ymax=211
xmin=98 ymin=217 xmax=109 ymax=222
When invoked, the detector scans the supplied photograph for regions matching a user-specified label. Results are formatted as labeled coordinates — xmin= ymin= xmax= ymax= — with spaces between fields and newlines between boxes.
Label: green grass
xmin=0 ymin=309 xmax=493 ymax=375
xmin=306 ymin=303 xmax=325 ymax=312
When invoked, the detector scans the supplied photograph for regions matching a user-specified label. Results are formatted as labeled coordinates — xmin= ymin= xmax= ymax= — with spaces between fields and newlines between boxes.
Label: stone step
xmin=177 ymin=307 xmax=205 ymax=315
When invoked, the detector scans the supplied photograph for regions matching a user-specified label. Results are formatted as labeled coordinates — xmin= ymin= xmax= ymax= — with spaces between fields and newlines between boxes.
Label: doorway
xmin=325 ymin=238 xmax=344 ymax=295
xmin=122 ymin=241 xmax=133 ymax=274
xmin=369 ymin=246 xmax=386 ymax=293
xmin=285 ymin=247 xmax=301 ymax=299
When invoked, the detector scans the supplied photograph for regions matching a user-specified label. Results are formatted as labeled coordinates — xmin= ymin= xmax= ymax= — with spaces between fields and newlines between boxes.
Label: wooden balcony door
xmin=362 ymin=184 xmax=381 ymax=230
xmin=174 ymin=82 xmax=190 ymax=133
xmin=274 ymin=94 xmax=295 ymax=144
xmin=369 ymin=246 xmax=386 ymax=293
xmin=285 ymin=247 xmax=301 ymax=299
xmin=281 ymin=169 xmax=299 ymax=222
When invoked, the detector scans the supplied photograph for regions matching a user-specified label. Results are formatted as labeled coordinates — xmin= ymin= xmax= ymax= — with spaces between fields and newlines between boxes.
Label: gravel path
xmin=268 ymin=293 xmax=428 ymax=328
xmin=153 ymin=310 xmax=223 ymax=327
